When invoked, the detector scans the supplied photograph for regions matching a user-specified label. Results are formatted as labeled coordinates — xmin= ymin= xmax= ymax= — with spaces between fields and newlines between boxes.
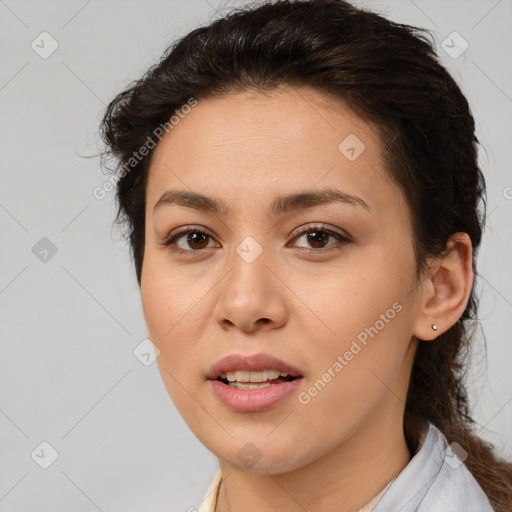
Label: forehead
xmin=151 ymin=85 xmax=378 ymax=163
xmin=145 ymin=86 xmax=399 ymax=217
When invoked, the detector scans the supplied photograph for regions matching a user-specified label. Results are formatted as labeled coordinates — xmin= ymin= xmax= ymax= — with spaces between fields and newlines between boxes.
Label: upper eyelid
xmin=167 ymin=223 xmax=347 ymax=238
xmin=293 ymin=224 xmax=350 ymax=238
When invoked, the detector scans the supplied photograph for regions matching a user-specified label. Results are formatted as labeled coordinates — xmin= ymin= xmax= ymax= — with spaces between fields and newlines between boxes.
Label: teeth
xmin=220 ymin=370 xmax=289 ymax=383
xmin=229 ymin=381 xmax=272 ymax=389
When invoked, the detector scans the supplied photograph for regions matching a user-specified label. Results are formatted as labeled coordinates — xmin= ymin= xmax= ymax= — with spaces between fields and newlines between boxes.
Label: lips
xmin=207 ymin=353 xmax=304 ymax=412
xmin=207 ymin=353 xmax=303 ymax=381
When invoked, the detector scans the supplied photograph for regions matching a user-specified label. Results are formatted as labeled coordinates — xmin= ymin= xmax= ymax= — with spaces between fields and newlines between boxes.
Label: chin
xmin=206 ymin=435 xmax=317 ymax=475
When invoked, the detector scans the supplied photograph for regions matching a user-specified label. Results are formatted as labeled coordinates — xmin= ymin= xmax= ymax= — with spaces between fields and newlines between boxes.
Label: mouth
xmin=207 ymin=352 xmax=303 ymax=383
xmin=207 ymin=353 xmax=303 ymax=412
xmin=216 ymin=370 xmax=300 ymax=389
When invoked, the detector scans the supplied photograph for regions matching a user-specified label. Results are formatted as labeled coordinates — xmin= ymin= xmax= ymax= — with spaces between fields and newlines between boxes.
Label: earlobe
xmin=413 ymin=233 xmax=474 ymax=341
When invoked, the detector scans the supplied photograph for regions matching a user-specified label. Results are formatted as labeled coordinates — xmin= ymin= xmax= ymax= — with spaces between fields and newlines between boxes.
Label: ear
xmin=413 ymin=232 xmax=474 ymax=341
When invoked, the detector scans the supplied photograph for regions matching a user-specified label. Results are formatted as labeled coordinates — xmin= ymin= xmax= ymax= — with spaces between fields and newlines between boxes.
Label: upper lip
xmin=207 ymin=353 xmax=303 ymax=380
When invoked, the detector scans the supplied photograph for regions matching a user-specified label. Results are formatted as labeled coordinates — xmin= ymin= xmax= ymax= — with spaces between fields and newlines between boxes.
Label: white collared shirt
xmin=198 ymin=422 xmax=495 ymax=511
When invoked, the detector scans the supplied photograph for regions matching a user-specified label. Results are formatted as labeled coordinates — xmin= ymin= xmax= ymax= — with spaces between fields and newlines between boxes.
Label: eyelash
xmin=161 ymin=224 xmax=352 ymax=255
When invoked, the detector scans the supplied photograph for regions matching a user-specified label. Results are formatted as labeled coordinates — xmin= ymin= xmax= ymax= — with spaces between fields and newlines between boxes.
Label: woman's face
xmin=141 ymin=86 xmax=424 ymax=473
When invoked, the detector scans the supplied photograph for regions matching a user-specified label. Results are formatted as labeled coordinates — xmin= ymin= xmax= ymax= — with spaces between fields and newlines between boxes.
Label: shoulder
xmin=373 ymin=422 xmax=495 ymax=512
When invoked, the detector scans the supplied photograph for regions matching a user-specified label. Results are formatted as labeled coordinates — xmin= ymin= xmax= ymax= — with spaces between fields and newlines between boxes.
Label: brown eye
xmin=183 ymin=232 xmax=210 ymax=250
xmin=163 ymin=224 xmax=350 ymax=255
xmin=163 ymin=227 xmax=217 ymax=252
xmin=292 ymin=225 xmax=350 ymax=251
xmin=304 ymin=230 xmax=330 ymax=249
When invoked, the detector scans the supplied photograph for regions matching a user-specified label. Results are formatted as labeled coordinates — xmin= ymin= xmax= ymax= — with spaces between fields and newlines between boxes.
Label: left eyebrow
xmin=152 ymin=188 xmax=372 ymax=216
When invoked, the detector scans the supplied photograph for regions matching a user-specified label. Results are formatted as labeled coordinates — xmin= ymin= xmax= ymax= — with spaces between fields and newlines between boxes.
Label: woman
xmin=99 ymin=0 xmax=512 ymax=510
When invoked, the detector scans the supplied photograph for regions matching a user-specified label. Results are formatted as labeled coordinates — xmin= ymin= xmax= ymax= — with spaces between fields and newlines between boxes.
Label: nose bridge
xmin=235 ymin=233 xmax=267 ymax=267
xmin=228 ymin=233 xmax=272 ymax=301
xmin=214 ymin=232 xmax=288 ymax=331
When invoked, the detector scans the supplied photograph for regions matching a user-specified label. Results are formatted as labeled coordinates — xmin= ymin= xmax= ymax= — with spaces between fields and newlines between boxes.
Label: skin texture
xmin=140 ymin=85 xmax=474 ymax=512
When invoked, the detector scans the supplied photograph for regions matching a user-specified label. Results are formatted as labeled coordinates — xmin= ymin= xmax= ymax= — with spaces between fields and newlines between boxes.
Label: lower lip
xmin=209 ymin=378 xmax=302 ymax=412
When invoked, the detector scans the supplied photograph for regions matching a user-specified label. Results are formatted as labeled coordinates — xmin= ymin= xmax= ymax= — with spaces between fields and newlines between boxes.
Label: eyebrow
xmin=152 ymin=188 xmax=371 ymax=217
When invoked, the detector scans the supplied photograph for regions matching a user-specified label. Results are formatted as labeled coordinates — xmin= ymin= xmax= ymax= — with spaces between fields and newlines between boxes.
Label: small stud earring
xmin=432 ymin=324 xmax=438 ymax=332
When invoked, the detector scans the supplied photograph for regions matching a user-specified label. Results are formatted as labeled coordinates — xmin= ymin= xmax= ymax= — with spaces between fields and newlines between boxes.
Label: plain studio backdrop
xmin=0 ymin=0 xmax=511 ymax=510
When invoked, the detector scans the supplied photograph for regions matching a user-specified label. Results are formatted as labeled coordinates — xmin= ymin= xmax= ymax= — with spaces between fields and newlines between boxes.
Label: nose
xmin=213 ymin=239 xmax=288 ymax=334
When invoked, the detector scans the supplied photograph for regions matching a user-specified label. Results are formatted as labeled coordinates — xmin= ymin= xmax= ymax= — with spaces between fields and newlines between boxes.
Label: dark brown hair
xmin=99 ymin=0 xmax=512 ymax=509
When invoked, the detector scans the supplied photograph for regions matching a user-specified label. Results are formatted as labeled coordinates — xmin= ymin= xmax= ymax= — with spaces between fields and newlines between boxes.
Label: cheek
xmin=140 ymin=255 xmax=212 ymax=394
xmin=141 ymin=271 xmax=206 ymax=416
xmin=140 ymin=251 xmax=205 ymax=340
xmin=294 ymin=251 xmax=414 ymax=395
xmin=293 ymin=307 xmax=412 ymax=446
xmin=140 ymin=280 xmax=172 ymax=347
xmin=293 ymin=252 xmax=406 ymax=341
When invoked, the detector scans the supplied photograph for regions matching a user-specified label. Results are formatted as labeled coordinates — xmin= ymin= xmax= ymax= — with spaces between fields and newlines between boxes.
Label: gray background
xmin=1 ymin=0 xmax=511 ymax=510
